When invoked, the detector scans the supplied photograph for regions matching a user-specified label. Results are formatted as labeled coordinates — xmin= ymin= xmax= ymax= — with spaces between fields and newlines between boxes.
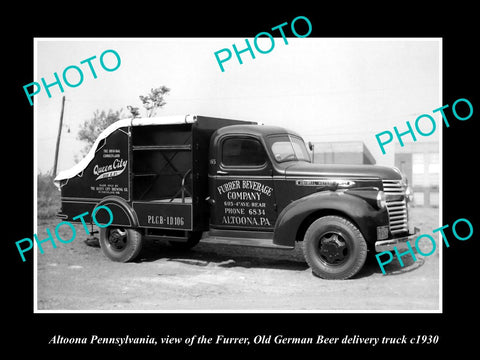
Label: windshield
xmin=268 ymin=135 xmax=311 ymax=163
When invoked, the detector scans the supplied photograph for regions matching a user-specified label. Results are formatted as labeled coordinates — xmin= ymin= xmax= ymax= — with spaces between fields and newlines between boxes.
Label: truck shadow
xmin=360 ymin=252 xmax=426 ymax=278
xmin=137 ymin=240 xmax=426 ymax=277
xmin=137 ymin=240 xmax=309 ymax=272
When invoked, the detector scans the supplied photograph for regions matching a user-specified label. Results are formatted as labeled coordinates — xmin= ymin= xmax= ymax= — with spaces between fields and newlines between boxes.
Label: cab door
xmin=209 ymin=135 xmax=277 ymax=231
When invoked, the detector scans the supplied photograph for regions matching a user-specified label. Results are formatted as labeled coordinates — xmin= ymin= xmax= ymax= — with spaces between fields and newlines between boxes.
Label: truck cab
xmin=54 ymin=115 xmax=418 ymax=279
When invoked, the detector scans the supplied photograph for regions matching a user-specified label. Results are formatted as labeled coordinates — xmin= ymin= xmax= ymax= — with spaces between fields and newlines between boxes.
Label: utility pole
xmin=53 ymin=96 xmax=66 ymax=177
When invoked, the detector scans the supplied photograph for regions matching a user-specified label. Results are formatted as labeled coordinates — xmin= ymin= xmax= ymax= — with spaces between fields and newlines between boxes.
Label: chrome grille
xmin=382 ymin=180 xmax=408 ymax=235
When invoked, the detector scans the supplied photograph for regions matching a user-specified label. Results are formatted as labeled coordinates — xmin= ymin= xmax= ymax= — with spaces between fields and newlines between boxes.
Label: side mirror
xmin=308 ymin=141 xmax=314 ymax=162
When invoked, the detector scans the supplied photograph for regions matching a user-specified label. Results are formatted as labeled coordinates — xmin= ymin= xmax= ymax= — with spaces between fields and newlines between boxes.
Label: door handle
xmin=206 ymin=196 xmax=215 ymax=205
xmin=217 ymin=170 xmax=228 ymax=175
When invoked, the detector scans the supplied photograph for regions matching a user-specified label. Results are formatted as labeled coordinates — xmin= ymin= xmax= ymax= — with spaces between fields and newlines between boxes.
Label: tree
xmin=138 ymin=86 xmax=170 ymax=117
xmin=77 ymin=86 xmax=170 ymax=158
xmin=77 ymin=109 xmax=123 ymax=155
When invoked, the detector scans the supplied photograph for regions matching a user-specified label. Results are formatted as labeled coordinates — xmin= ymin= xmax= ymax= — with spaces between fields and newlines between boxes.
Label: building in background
xmin=311 ymin=141 xmax=376 ymax=165
xmin=394 ymin=142 xmax=439 ymax=207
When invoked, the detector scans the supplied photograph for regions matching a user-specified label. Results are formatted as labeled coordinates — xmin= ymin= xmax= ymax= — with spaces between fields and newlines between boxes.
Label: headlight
xmin=376 ymin=191 xmax=387 ymax=209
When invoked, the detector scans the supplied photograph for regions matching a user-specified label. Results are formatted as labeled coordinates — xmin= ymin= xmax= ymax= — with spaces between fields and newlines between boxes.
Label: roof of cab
xmin=213 ymin=124 xmax=301 ymax=138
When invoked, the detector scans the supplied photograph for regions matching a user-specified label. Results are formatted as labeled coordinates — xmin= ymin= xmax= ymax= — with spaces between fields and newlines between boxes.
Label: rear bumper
xmin=374 ymin=227 xmax=420 ymax=252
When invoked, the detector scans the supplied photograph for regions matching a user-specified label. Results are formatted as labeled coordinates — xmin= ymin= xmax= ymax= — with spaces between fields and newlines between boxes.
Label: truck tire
xmin=302 ymin=216 xmax=367 ymax=280
xmin=99 ymin=227 xmax=143 ymax=262
xmin=169 ymin=231 xmax=202 ymax=250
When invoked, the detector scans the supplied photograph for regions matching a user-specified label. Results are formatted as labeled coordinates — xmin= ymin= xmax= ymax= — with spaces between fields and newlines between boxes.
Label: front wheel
xmin=302 ymin=216 xmax=367 ymax=280
xmin=99 ymin=227 xmax=143 ymax=262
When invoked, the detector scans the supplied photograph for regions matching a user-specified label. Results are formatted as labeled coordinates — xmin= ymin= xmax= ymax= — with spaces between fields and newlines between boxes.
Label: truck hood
xmin=283 ymin=162 xmax=402 ymax=180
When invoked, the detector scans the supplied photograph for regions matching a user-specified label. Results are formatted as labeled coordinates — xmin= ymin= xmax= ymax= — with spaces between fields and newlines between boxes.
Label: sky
xmin=35 ymin=38 xmax=441 ymax=174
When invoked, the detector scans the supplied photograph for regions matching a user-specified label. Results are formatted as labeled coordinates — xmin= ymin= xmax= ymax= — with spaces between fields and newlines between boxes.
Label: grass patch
xmin=37 ymin=171 xmax=60 ymax=220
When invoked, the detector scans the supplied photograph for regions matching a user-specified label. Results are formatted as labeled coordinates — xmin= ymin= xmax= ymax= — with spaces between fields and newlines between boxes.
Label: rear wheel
xmin=99 ymin=227 xmax=143 ymax=262
xmin=302 ymin=216 xmax=367 ymax=280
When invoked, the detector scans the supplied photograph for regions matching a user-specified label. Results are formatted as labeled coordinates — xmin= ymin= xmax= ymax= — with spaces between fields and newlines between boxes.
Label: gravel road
xmin=36 ymin=207 xmax=440 ymax=311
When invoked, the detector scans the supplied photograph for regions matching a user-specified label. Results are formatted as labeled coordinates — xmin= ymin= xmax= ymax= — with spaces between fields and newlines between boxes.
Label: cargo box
xmin=54 ymin=115 xmax=254 ymax=232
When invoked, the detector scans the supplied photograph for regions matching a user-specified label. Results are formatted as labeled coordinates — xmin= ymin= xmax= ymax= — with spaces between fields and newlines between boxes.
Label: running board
xmin=200 ymin=236 xmax=294 ymax=249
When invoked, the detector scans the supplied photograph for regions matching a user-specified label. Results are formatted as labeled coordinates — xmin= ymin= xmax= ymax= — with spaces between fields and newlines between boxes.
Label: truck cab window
xmin=268 ymin=135 xmax=311 ymax=163
xmin=222 ymin=137 xmax=266 ymax=166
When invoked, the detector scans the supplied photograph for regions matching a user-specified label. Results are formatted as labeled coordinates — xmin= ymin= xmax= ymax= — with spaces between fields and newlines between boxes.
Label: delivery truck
xmin=54 ymin=114 xmax=418 ymax=279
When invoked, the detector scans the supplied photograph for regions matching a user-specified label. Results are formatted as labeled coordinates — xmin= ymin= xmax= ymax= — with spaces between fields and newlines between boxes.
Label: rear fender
xmin=273 ymin=190 xmax=388 ymax=247
xmin=94 ymin=196 xmax=139 ymax=228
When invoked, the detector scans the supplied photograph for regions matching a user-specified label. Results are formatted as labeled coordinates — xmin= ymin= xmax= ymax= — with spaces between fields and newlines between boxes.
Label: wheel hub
xmin=108 ymin=228 xmax=127 ymax=250
xmin=319 ymin=233 xmax=348 ymax=264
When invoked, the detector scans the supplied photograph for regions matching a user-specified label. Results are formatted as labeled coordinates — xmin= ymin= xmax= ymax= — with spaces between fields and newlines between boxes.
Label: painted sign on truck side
xmin=213 ymin=178 xmax=276 ymax=229
xmin=60 ymin=127 xmax=130 ymax=200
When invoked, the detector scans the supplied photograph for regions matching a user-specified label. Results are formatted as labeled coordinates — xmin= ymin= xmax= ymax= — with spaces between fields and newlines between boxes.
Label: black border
xmin=7 ymin=4 xmax=478 ymax=355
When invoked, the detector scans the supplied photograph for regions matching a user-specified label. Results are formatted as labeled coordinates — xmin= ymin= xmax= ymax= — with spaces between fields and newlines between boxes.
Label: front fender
xmin=273 ymin=190 xmax=388 ymax=247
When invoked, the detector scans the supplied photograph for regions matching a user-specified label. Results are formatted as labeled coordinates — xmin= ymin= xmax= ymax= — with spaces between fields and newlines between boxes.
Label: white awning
xmin=54 ymin=115 xmax=197 ymax=184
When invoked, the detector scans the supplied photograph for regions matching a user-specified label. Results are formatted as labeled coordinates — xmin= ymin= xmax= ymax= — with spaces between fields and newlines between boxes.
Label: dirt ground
xmin=36 ymin=207 xmax=440 ymax=312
